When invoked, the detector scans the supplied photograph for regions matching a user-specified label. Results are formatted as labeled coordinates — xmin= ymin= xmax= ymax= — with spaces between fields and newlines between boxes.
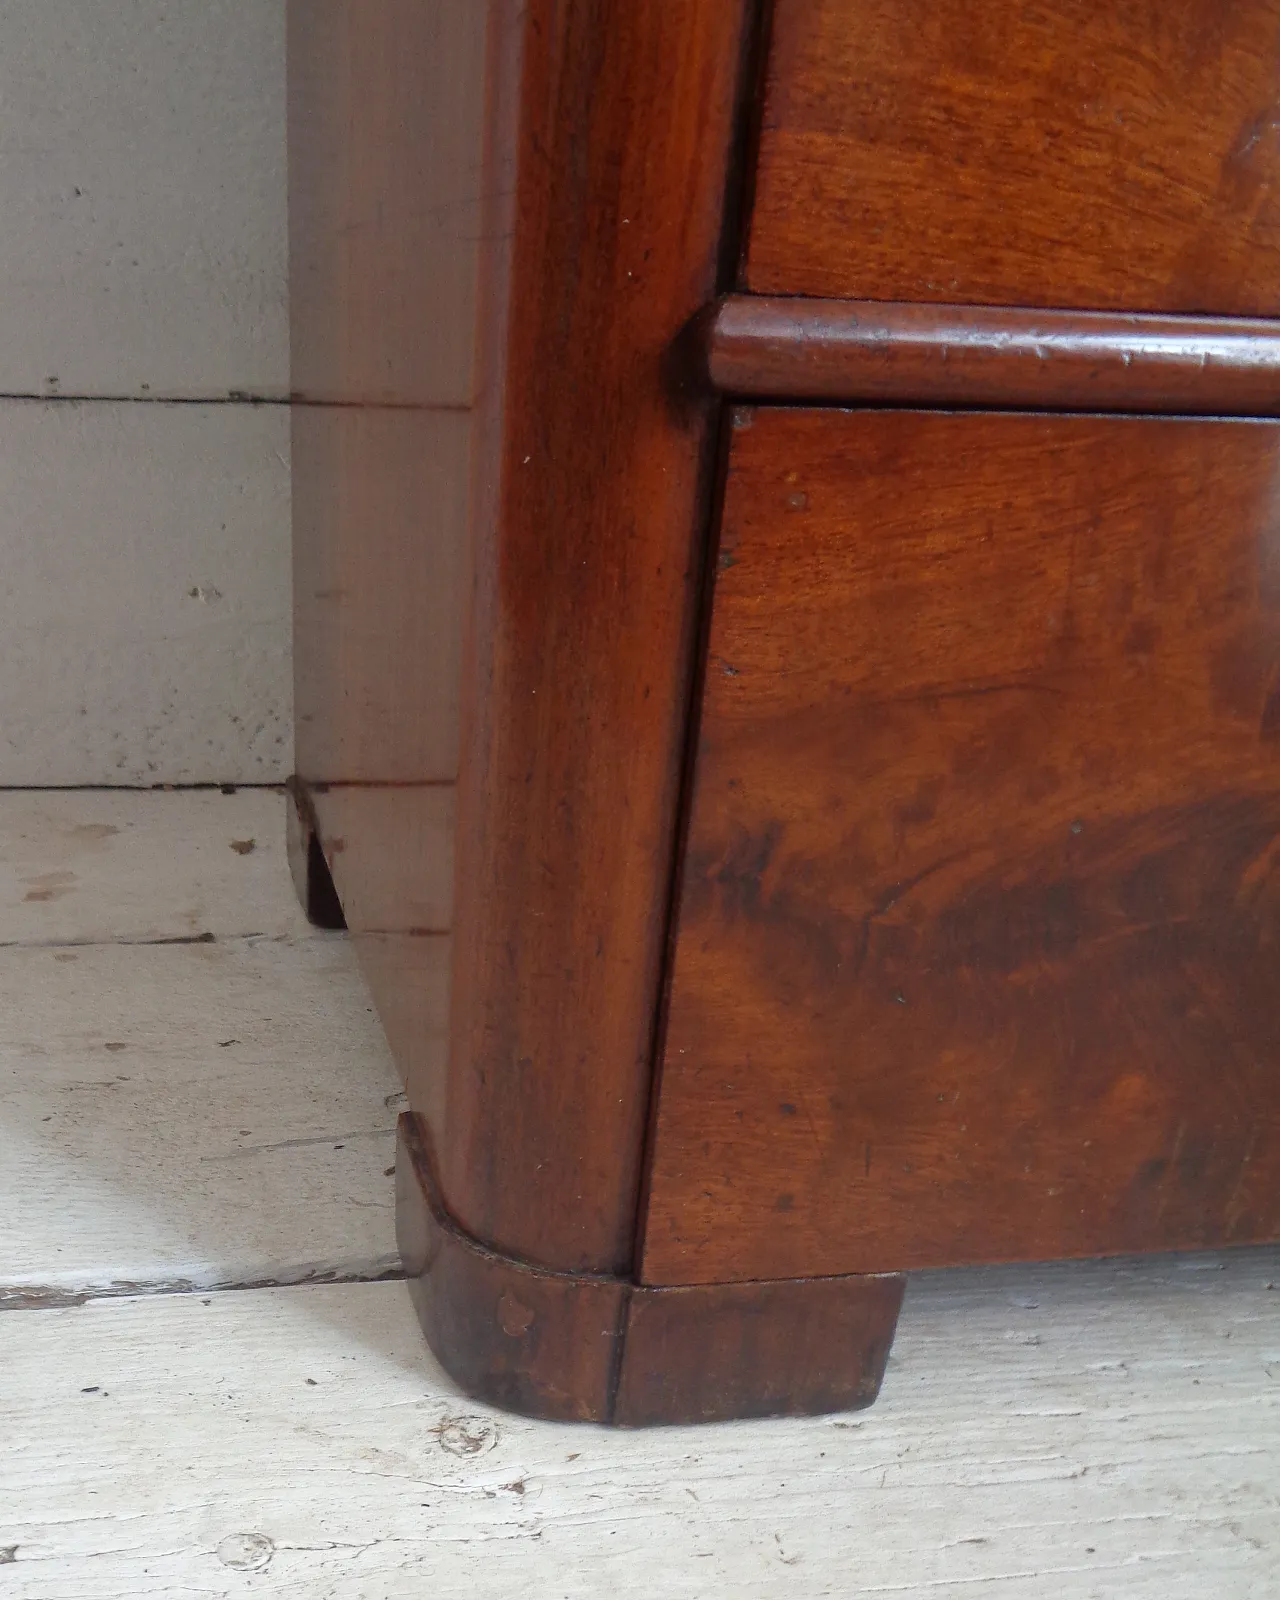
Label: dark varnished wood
xmin=747 ymin=0 xmax=1280 ymax=314
xmin=613 ymin=1271 xmax=903 ymax=1426
xmin=290 ymin=0 xmax=753 ymax=1281
xmin=704 ymin=295 xmax=1280 ymax=413
xmin=397 ymin=1112 xmax=626 ymax=1424
xmin=642 ymin=409 xmax=1280 ymax=1286
xmin=397 ymin=1113 xmax=904 ymax=1425
xmin=445 ymin=0 xmax=752 ymax=1273
xmin=290 ymin=0 xmax=911 ymax=1422
xmin=296 ymin=0 xmax=1280 ymax=1422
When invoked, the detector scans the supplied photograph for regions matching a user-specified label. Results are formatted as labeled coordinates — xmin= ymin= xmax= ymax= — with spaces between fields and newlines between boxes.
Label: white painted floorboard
xmin=0 ymin=1 xmax=292 ymax=787
xmin=0 ymin=788 xmax=310 ymax=944
xmin=0 ymin=936 xmax=402 ymax=1300
xmin=0 ymin=401 xmax=292 ymax=785
xmin=3 ymin=1259 xmax=1279 ymax=1598
xmin=2 ymin=791 xmax=1279 ymax=1596
xmin=0 ymin=791 xmax=400 ymax=1299
xmin=0 ymin=0 xmax=286 ymax=400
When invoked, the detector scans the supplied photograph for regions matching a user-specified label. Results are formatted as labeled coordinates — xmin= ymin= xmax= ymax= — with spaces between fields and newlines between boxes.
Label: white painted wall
xmin=0 ymin=0 xmax=291 ymax=785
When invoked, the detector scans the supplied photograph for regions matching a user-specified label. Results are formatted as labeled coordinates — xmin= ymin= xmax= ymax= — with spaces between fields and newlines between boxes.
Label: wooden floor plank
xmin=0 ymin=0 xmax=285 ymax=400
xmin=3 ymin=792 xmax=1277 ymax=1594
xmin=2 ymin=1258 xmax=1277 ymax=1597
xmin=0 ymin=789 xmax=404 ymax=1294
xmin=0 ymin=404 xmax=290 ymax=787
xmin=0 ymin=788 xmax=309 ymax=944
xmin=0 ymin=934 xmax=403 ymax=1298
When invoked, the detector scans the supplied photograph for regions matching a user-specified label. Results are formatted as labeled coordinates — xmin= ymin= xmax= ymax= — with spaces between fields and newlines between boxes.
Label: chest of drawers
xmin=288 ymin=0 xmax=1280 ymax=1423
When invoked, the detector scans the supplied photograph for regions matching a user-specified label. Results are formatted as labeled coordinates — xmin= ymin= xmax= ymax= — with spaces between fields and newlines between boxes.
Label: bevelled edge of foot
xmin=284 ymin=777 xmax=347 ymax=930
xmin=613 ymin=1267 xmax=904 ymax=1426
xmin=395 ymin=1111 xmax=626 ymax=1423
xmin=395 ymin=1112 xmax=906 ymax=1427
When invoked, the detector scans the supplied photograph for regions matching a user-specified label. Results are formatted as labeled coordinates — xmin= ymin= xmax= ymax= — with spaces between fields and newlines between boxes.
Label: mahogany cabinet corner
xmin=288 ymin=0 xmax=1280 ymax=1423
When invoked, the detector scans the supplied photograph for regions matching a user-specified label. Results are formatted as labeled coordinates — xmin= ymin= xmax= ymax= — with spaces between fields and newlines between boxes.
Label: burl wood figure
xmin=287 ymin=0 xmax=1280 ymax=1423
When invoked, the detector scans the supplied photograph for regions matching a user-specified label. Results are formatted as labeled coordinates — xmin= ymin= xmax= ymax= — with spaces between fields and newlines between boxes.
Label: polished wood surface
xmin=747 ymin=0 xmax=1280 ymax=314
xmin=705 ymin=295 xmax=1280 ymax=412
xmin=396 ymin=1112 xmax=626 ymax=1424
xmin=446 ymin=0 xmax=752 ymax=1273
xmin=395 ymin=1113 xmax=624 ymax=1427
xmin=294 ymin=0 xmax=1280 ymax=1421
xmin=642 ymin=409 xmax=1280 ymax=1286
xmin=398 ymin=1112 xmax=904 ymax=1426
xmin=291 ymin=0 xmax=754 ymax=1277
xmin=613 ymin=1271 xmax=903 ymax=1427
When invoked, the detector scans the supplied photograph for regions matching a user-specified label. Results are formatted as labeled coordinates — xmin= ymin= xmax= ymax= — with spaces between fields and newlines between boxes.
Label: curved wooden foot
xmin=396 ymin=1113 xmax=905 ymax=1426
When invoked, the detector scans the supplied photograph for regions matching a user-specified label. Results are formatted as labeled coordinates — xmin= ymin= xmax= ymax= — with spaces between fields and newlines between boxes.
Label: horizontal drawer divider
xmin=701 ymin=295 xmax=1280 ymax=415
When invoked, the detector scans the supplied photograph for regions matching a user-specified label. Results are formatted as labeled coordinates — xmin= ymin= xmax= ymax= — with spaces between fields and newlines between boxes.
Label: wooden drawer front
xmin=747 ymin=0 xmax=1280 ymax=314
xmin=640 ymin=409 xmax=1280 ymax=1286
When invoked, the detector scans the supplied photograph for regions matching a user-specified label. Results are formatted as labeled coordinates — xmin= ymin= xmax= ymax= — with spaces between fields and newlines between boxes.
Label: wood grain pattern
xmin=446 ymin=0 xmax=751 ymax=1273
xmin=747 ymin=0 xmax=1280 ymax=313
xmin=291 ymin=1 xmax=754 ymax=1279
xmin=9 ymin=793 xmax=1280 ymax=1582
xmin=398 ymin=1113 xmax=903 ymax=1425
xmin=642 ymin=409 xmax=1280 ymax=1285
xmin=613 ymin=1271 xmax=903 ymax=1427
xmin=396 ymin=1112 xmax=626 ymax=1424
xmin=704 ymin=295 xmax=1280 ymax=412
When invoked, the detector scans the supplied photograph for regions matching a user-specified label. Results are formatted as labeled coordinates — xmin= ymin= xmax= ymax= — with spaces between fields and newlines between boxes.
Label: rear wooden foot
xmin=285 ymin=779 xmax=346 ymax=930
xmin=395 ymin=1113 xmax=905 ymax=1426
